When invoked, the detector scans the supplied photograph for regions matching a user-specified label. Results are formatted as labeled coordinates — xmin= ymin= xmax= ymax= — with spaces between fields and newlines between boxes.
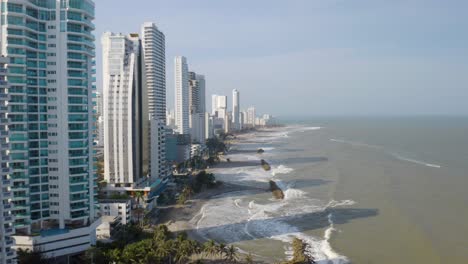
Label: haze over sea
xmin=191 ymin=116 xmax=468 ymax=263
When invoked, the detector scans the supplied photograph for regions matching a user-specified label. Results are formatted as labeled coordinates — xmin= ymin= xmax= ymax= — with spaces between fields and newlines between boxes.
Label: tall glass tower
xmin=0 ymin=0 xmax=97 ymax=257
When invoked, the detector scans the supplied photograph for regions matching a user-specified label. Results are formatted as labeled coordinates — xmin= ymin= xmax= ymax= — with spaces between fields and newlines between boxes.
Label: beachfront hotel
xmin=141 ymin=22 xmax=167 ymax=181
xmin=0 ymin=0 xmax=99 ymax=257
xmin=101 ymin=32 xmax=142 ymax=186
xmin=102 ymin=23 xmax=168 ymax=208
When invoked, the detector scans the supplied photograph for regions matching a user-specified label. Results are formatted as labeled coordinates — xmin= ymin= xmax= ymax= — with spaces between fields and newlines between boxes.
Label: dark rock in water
xmin=257 ymin=148 xmax=265 ymax=154
xmin=261 ymin=159 xmax=271 ymax=171
xmin=269 ymin=180 xmax=284 ymax=199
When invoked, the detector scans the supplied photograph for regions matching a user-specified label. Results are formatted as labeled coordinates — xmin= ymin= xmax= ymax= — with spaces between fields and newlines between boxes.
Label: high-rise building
xmin=189 ymin=72 xmax=205 ymax=114
xmin=189 ymin=72 xmax=205 ymax=143
xmin=1 ymin=0 xmax=98 ymax=257
xmin=141 ymin=22 xmax=166 ymax=122
xmin=102 ymin=22 xmax=168 ymax=192
xmin=174 ymin=56 xmax=189 ymax=134
xmin=205 ymin=113 xmax=214 ymax=139
xmin=212 ymin=95 xmax=227 ymax=120
xmin=239 ymin=111 xmax=244 ymax=130
xmin=102 ymin=32 xmax=141 ymax=186
xmin=247 ymin=107 xmax=256 ymax=127
xmin=0 ymin=56 xmax=15 ymax=264
xmin=141 ymin=22 xmax=166 ymax=179
xmin=232 ymin=89 xmax=240 ymax=130
xmin=224 ymin=111 xmax=232 ymax=133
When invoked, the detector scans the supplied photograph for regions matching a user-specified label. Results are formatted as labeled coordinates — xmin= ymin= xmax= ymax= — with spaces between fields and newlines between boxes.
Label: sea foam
xmin=391 ymin=153 xmax=441 ymax=168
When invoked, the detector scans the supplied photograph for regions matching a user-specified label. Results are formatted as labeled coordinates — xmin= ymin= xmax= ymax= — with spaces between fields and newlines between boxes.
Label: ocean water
xmin=190 ymin=117 xmax=468 ymax=263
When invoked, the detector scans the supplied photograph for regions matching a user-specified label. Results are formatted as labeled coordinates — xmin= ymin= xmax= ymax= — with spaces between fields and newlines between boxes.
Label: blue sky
xmin=95 ymin=0 xmax=468 ymax=116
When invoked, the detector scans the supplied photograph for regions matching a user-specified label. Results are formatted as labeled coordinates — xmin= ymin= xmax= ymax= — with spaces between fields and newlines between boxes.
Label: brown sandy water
xmin=190 ymin=117 xmax=468 ymax=263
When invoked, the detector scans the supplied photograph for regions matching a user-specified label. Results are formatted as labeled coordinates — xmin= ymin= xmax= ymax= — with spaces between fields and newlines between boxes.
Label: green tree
xmin=106 ymin=248 xmax=122 ymax=264
xmin=245 ymin=253 xmax=254 ymax=264
xmin=84 ymin=246 xmax=109 ymax=264
xmin=216 ymin=242 xmax=227 ymax=258
xmin=182 ymin=185 xmax=194 ymax=199
xmin=134 ymin=191 xmax=144 ymax=206
xmin=153 ymin=224 xmax=171 ymax=242
xmin=203 ymin=239 xmax=218 ymax=257
xmin=156 ymin=240 xmax=174 ymax=263
xmin=17 ymin=248 xmax=48 ymax=264
xmin=225 ymin=245 xmax=239 ymax=262
xmin=133 ymin=207 xmax=146 ymax=226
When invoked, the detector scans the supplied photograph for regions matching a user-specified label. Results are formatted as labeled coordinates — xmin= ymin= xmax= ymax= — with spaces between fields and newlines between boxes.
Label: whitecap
xmin=391 ymin=153 xmax=441 ymax=168
xmin=271 ymin=165 xmax=294 ymax=176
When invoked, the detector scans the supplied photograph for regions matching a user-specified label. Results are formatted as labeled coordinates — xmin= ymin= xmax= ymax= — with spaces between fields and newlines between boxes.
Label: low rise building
xmin=96 ymin=216 xmax=121 ymax=242
xmin=98 ymin=199 xmax=131 ymax=225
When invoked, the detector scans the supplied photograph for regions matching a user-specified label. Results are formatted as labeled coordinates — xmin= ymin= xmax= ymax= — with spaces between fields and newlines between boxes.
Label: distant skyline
xmin=95 ymin=0 xmax=468 ymax=116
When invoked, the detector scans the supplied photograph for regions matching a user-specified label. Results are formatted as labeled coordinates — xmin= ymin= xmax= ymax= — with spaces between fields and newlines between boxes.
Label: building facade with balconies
xmin=0 ymin=0 xmax=97 ymax=258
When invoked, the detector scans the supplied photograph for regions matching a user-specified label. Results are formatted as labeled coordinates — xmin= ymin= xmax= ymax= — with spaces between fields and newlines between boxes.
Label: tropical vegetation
xmin=82 ymin=225 xmax=244 ymax=264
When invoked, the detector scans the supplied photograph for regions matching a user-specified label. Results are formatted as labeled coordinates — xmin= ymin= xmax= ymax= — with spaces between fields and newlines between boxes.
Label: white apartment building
xmin=102 ymin=22 xmax=167 ymax=194
xmin=141 ymin=23 xmax=167 ymax=179
xmin=174 ymin=56 xmax=189 ymax=134
xmin=212 ymin=94 xmax=227 ymax=120
xmin=102 ymin=32 xmax=141 ymax=187
xmin=246 ymin=107 xmax=256 ymax=127
xmin=1 ymin=0 xmax=98 ymax=257
xmin=98 ymin=199 xmax=131 ymax=225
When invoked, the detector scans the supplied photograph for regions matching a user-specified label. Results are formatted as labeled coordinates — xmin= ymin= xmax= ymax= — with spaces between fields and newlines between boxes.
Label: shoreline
xmin=156 ymin=180 xmax=265 ymax=241
xmin=154 ymin=128 xmax=280 ymax=263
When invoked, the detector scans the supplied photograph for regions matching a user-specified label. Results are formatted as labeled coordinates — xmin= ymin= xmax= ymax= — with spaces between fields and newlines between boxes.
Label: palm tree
xmin=216 ymin=242 xmax=227 ymax=258
xmin=203 ymin=239 xmax=218 ymax=257
xmin=134 ymin=191 xmax=144 ymax=207
xmin=182 ymin=185 xmax=194 ymax=199
xmin=244 ymin=253 xmax=254 ymax=264
xmin=224 ymin=245 xmax=238 ymax=262
xmin=156 ymin=240 xmax=174 ymax=264
xmin=153 ymin=224 xmax=170 ymax=242
xmin=133 ymin=207 xmax=145 ymax=226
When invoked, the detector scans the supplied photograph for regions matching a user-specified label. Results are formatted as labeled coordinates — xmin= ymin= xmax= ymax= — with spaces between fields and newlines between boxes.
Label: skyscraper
xmin=0 ymin=56 xmax=15 ymax=263
xmin=141 ymin=22 xmax=166 ymax=178
xmin=174 ymin=56 xmax=189 ymax=134
xmin=189 ymin=72 xmax=205 ymax=143
xmin=102 ymin=22 xmax=167 ymax=190
xmin=247 ymin=107 xmax=256 ymax=127
xmin=102 ymin=32 xmax=141 ymax=186
xmin=1 ymin=0 xmax=98 ymax=256
xmin=232 ymin=89 xmax=240 ymax=130
xmin=212 ymin=95 xmax=227 ymax=120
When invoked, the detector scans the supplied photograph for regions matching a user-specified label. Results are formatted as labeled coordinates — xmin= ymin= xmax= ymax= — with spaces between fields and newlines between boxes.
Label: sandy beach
xmin=157 ymin=180 xmax=265 ymax=238
xmin=155 ymin=132 xmax=264 ymax=238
